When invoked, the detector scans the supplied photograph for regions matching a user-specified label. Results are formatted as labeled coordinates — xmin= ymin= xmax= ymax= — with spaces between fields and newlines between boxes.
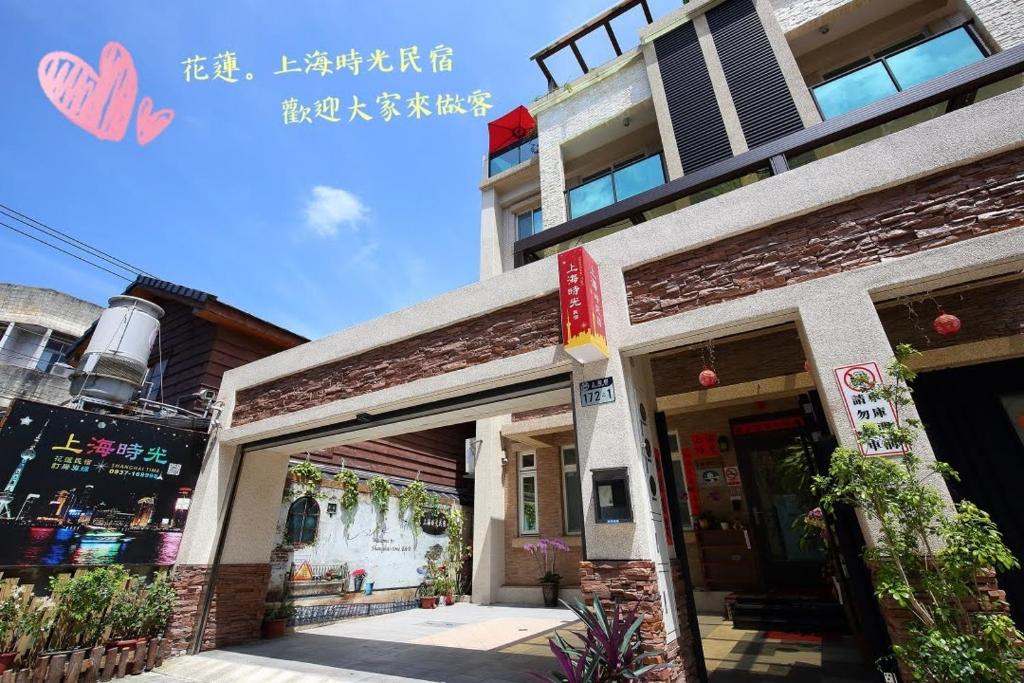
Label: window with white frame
xmin=561 ymin=446 xmax=583 ymax=535
xmin=519 ymin=451 xmax=538 ymax=535
xmin=668 ymin=432 xmax=694 ymax=529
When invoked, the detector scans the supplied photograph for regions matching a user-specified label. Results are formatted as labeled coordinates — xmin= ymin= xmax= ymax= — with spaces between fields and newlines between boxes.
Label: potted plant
xmin=524 ymin=538 xmax=571 ymax=607
xmin=262 ymin=585 xmax=294 ymax=639
xmin=47 ymin=565 xmax=130 ymax=653
xmin=419 ymin=583 xmax=438 ymax=609
xmin=433 ymin=576 xmax=455 ymax=606
xmin=351 ymin=569 xmax=366 ymax=593
xmin=140 ymin=574 xmax=177 ymax=640
xmin=104 ymin=582 xmax=145 ymax=651
xmin=0 ymin=588 xmax=23 ymax=673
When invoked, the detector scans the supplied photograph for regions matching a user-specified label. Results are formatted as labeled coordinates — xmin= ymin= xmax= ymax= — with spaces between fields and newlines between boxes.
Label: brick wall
xmin=505 ymin=433 xmax=583 ymax=586
xmin=168 ymin=563 xmax=271 ymax=655
xmin=580 ymin=560 xmax=696 ymax=682
xmin=626 ymin=147 xmax=1024 ymax=324
xmin=878 ymin=277 xmax=1024 ymax=351
xmin=234 ymin=293 xmax=560 ymax=425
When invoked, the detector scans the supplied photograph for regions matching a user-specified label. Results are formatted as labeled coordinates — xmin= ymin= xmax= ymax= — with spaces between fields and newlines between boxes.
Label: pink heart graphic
xmin=37 ymin=41 xmax=138 ymax=141
xmin=135 ymin=96 xmax=174 ymax=146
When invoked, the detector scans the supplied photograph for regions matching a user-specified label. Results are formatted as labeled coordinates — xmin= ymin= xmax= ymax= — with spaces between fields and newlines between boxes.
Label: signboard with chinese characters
xmin=0 ymin=400 xmax=206 ymax=567
xmin=558 ymin=246 xmax=608 ymax=363
xmin=579 ymin=377 xmax=615 ymax=407
xmin=833 ymin=362 xmax=902 ymax=456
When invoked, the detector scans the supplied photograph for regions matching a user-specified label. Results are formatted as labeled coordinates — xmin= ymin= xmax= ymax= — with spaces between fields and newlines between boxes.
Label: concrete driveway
xmin=144 ymin=604 xmax=578 ymax=683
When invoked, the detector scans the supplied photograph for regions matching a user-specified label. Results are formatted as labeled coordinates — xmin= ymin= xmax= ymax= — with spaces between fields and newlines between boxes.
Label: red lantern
xmin=933 ymin=310 xmax=961 ymax=336
xmin=698 ymin=368 xmax=719 ymax=388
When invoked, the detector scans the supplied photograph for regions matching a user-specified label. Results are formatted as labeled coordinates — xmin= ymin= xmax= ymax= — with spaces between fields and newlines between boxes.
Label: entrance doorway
xmin=733 ymin=413 xmax=826 ymax=593
xmin=660 ymin=397 xmax=877 ymax=682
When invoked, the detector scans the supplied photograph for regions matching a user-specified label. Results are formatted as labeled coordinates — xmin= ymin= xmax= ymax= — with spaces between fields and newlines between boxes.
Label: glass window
xmin=614 ymin=155 xmax=665 ymax=201
xmin=887 ymin=28 xmax=985 ymax=90
xmin=561 ymin=447 xmax=583 ymax=535
xmin=489 ymin=137 xmax=538 ymax=176
xmin=519 ymin=452 xmax=538 ymax=535
xmin=813 ymin=62 xmax=898 ymax=119
xmin=568 ymin=173 xmax=615 ymax=219
xmin=517 ymin=207 xmax=543 ymax=241
xmin=286 ymin=496 xmax=320 ymax=544
xmin=35 ymin=333 xmax=74 ymax=372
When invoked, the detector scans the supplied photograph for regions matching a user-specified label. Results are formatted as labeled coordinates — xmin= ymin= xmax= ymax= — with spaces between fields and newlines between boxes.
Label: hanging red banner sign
xmin=557 ymin=246 xmax=608 ymax=363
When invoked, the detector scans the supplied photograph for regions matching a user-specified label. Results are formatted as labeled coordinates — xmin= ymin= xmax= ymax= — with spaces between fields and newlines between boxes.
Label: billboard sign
xmin=0 ymin=400 xmax=206 ymax=567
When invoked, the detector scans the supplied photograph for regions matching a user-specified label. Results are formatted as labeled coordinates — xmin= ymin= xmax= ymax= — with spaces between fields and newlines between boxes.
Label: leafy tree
xmin=815 ymin=344 xmax=1024 ymax=681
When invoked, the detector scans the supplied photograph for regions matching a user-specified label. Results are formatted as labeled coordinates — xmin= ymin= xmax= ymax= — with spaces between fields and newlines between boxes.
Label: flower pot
xmin=263 ymin=618 xmax=288 ymax=639
xmin=0 ymin=652 xmax=16 ymax=674
xmin=541 ymin=581 xmax=560 ymax=608
xmin=445 ymin=593 xmax=455 ymax=605
xmin=720 ymin=522 xmax=731 ymax=530
xmin=419 ymin=596 xmax=438 ymax=609
xmin=352 ymin=575 xmax=365 ymax=592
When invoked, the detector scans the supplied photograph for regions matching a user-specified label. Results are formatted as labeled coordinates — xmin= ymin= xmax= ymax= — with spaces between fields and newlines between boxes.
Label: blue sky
xmin=1 ymin=0 xmax=678 ymax=339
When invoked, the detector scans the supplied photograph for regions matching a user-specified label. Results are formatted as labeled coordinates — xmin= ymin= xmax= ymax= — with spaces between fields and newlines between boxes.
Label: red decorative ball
xmin=698 ymin=368 xmax=719 ymax=388
xmin=933 ymin=311 xmax=961 ymax=336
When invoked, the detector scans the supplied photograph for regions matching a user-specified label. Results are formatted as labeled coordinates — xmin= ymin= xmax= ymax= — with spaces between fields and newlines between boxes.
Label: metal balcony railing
xmin=513 ymin=44 xmax=1024 ymax=267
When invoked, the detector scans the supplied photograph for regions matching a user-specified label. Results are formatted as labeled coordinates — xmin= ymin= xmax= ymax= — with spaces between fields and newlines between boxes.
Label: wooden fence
xmin=0 ymin=637 xmax=167 ymax=683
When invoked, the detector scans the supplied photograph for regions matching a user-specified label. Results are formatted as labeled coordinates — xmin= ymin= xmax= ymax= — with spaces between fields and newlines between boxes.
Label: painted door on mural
xmin=732 ymin=413 xmax=826 ymax=591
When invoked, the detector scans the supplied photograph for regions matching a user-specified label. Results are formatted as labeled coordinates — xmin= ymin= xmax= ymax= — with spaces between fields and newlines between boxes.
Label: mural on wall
xmin=271 ymin=477 xmax=455 ymax=595
xmin=0 ymin=400 xmax=206 ymax=567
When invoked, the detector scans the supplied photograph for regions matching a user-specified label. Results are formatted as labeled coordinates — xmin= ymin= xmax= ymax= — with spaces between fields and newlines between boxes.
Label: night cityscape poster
xmin=0 ymin=400 xmax=205 ymax=567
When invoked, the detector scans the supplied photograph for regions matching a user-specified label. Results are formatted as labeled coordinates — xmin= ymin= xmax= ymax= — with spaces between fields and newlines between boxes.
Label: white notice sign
xmin=833 ymin=362 xmax=902 ymax=456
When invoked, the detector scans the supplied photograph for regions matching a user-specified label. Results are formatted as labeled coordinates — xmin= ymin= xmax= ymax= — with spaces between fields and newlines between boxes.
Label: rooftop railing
xmin=513 ymin=44 xmax=1024 ymax=267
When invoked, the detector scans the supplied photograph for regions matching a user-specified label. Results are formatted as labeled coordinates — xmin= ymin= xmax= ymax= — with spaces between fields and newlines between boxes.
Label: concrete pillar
xmin=753 ymin=0 xmax=822 ymax=128
xmin=694 ymin=14 xmax=749 ymax=156
xmin=642 ymin=42 xmax=685 ymax=181
xmin=479 ymin=188 xmax=504 ymax=280
xmin=170 ymin=440 xmax=290 ymax=654
xmin=573 ymin=352 xmax=692 ymax=676
xmin=471 ymin=415 xmax=510 ymax=604
xmin=797 ymin=291 xmax=954 ymax=516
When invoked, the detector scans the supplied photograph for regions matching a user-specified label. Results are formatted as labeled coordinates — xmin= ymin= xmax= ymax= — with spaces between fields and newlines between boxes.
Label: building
xmin=0 ymin=283 xmax=102 ymax=411
xmin=166 ymin=0 xmax=1024 ymax=679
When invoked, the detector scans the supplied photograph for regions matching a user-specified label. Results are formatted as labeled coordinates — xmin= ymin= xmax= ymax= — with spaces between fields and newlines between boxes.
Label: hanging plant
xmin=444 ymin=505 xmax=466 ymax=586
xmin=399 ymin=480 xmax=431 ymax=532
xmin=334 ymin=469 xmax=360 ymax=510
xmin=368 ymin=476 xmax=391 ymax=518
xmin=286 ymin=461 xmax=324 ymax=501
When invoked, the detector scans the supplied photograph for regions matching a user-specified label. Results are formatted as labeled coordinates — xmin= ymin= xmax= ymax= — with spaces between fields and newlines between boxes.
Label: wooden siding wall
xmin=305 ymin=423 xmax=476 ymax=496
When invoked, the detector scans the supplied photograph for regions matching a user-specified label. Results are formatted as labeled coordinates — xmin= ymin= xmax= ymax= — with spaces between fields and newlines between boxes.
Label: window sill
xmin=511 ymin=535 xmax=582 ymax=549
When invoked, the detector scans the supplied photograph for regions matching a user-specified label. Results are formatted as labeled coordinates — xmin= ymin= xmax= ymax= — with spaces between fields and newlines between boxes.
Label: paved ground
xmin=142 ymin=604 xmax=577 ymax=683
xmin=137 ymin=605 xmax=878 ymax=683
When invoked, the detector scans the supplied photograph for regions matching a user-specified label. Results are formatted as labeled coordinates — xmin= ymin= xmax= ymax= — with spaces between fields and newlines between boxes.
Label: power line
xmin=0 ymin=220 xmax=134 ymax=282
xmin=0 ymin=204 xmax=152 ymax=278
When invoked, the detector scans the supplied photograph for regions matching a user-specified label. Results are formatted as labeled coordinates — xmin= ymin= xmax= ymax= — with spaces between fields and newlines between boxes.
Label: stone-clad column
xmin=170 ymin=440 xmax=290 ymax=654
xmin=573 ymin=352 xmax=697 ymax=680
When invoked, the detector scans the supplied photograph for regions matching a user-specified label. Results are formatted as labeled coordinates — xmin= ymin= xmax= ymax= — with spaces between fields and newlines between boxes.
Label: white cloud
xmin=304 ymin=185 xmax=369 ymax=237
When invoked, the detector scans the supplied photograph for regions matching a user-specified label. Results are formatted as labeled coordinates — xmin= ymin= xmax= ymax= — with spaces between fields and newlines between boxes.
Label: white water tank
xmin=70 ymin=295 xmax=164 ymax=405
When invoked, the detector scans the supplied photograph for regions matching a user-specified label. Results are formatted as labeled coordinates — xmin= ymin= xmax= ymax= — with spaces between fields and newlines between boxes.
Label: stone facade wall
xmin=580 ymin=560 xmax=695 ymax=681
xmin=168 ymin=563 xmax=271 ymax=655
xmin=770 ymin=0 xmax=856 ymax=34
xmin=626 ymin=148 xmax=1024 ymax=325
xmin=878 ymin=276 xmax=1024 ymax=351
xmin=965 ymin=0 xmax=1024 ymax=49
xmin=234 ymin=293 xmax=560 ymax=425
xmin=505 ymin=433 xmax=582 ymax=586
